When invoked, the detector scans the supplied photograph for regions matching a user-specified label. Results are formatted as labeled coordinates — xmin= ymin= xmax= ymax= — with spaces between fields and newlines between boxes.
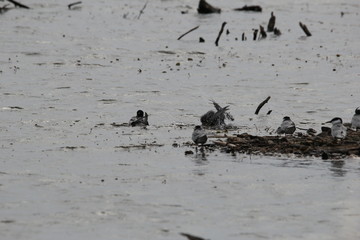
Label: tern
xmin=276 ymin=116 xmax=296 ymax=135
xmin=129 ymin=110 xmax=149 ymax=127
xmin=326 ymin=117 xmax=347 ymax=139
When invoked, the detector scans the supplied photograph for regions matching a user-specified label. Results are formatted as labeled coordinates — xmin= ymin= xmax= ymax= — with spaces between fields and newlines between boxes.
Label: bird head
xmin=326 ymin=117 xmax=343 ymax=124
xmin=136 ymin=110 xmax=144 ymax=117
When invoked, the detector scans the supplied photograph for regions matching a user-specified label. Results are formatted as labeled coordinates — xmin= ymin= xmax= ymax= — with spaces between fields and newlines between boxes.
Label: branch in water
xmin=177 ymin=25 xmax=200 ymax=40
xmin=137 ymin=1 xmax=148 ymax=20
xmin=7 ymin=0 xmax=30 ymax=9
xmin=215 ymin=22 xmax=227 ymax=46
xmin=68 ymin=1 xmax=82 ymax=10
xmin=299 ymin=22 xmax=312 ymax=36
xmin=255 ymin=96 xmax=271 ymax=115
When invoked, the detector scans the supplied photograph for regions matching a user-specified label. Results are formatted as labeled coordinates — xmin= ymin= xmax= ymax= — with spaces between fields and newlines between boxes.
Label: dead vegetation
xmin=211 ymin=130 xmax=360 ymax=159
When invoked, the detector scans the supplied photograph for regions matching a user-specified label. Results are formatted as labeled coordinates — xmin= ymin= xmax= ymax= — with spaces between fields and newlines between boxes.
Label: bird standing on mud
xmin=129 ymin=110 xmax=149 ymax=127
xmin=276 ymin=116 xmax=296 ymax=135
xmin=192 ymin=125 xmax=208 ymax=146
xmin=351 ymin=107 xmax=360 ymax=130
xmin=200 ymin=100 xmax=234 ymax=128
xmin=326 ymin=117 xmax=347 ymax=139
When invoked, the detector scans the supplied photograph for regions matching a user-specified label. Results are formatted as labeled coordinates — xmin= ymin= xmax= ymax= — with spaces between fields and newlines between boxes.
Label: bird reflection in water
xmin=329 ymin=159 xmax=346 ymax=177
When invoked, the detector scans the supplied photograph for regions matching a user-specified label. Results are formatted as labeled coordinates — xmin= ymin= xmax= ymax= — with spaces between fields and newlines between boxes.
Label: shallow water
xmin=1 ymin=0 xmax=360 ymax=239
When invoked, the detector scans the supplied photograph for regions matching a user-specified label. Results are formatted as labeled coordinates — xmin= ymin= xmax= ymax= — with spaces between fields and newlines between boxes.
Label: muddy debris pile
xmin=212 ymin=131 xmax=360 ymax=159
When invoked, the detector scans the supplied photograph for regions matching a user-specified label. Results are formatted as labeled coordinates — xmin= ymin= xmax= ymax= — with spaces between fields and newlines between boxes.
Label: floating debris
xmin=61 ymin=146 xmax=86 ymax=150
xmin=98 ymin=99 xmax=117 ymax=104
xmin=0 ymin=4 xmax=11 ymax=14
xmin=273 ymin=27 xmax=282 ymax=36
xmin=299 ymin=22 xmax=312 ymax=36
xmin=178 ymin=25 xmax=200 ymax=40
xmin=184 ymin=150 xmax=194 ymax=155
xmin=259 ymin=25 xmax=267 ymax=39
xmin=253 ymin=29 xmax=258 ymax=41
xmin=197 ymin=0 xmax=220 ymax=14
xmin=267 ymin=12 xmax=276 ymax=32
xmin=241 ymin=32 xmax=246 ymax=41
xmin=8 ymin=106 xmax=24 ymax=110
xmin=68 ymin=1 xmax=81 ymax=10
xmin=212 ymin=131 xmax=360 ymax=159
xmin=115 ymin=143 xmax=164 ymax=149
xmin=180 ymin=232 xmax=207 ymax=240
xmin=7 ymin=0 xmax=30 ymax=9
xmin=157 ymin=50 xmax=176 ymax=55
xmin=234 ymin=5 xmax=262 ymax=12
xmin=110 ymin=122 xmax=128 ymax=127
xmin=215 ymin=22 xmax=227 ymax=46
xmin=137 ymin=1 xmax=148 ymax=20
xmin=255 ymin=96 xmax=271 ymax=115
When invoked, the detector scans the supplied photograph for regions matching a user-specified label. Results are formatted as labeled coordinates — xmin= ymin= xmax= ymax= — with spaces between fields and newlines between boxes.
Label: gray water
xmin=1 ymin=0 xmax=360 ymax=239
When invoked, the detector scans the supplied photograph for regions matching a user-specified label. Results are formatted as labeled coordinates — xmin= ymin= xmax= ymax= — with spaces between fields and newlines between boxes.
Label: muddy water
xmin=1 ymin=0 xmax=360 ymax=239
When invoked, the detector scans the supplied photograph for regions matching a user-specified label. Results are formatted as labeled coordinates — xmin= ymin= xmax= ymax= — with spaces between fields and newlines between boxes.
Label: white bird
xmin=192 ymin=125 xmax=208 ymax=145
xmin=129 ymin=110 xmax=149 ymax=127
xmin=351 ymin=107 xmax=360 ymax=130
xmin=276 ymin=116 xmax=296 ymax=135
xmin=326 ymin=117 xmax=347 ymax=139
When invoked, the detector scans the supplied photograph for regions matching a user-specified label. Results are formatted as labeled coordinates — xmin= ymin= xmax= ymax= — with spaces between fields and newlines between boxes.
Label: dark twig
xmin=68 ymin=1 xmax=82 ymax=10
xmin=7 ymin=0 xmax=29 ymax=9
xmin=259 ymin=25 xmax=267 ymax=39
xmin=177 ymin=25 xmax=200 ymax=40
xmin=0 ymin=4 xmax=10 ymax=13
xmin=234 ymin=5 xmax=262 ymax=12
xmin=180 ymin=233 xmax=206 ymax=240
xmin=299 ymin=22 xmax=312 ymax=36
xmin=253 ymin=29 xmax=258 ymax=41
xmin=255 ymin=96 xmax=271 ymax=115
xmin=241 ymin=32 xmax=246 ymax=41
xmin=274 ymin=27 xmax=281 ymax=36
xmin=137 ymin=1 xmax=148 ymax=19
xmin=215 ymin=22 xmax=227 ymax=46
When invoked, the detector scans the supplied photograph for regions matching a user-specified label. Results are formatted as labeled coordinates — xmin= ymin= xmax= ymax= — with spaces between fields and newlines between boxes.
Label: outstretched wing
xmin=211 ymin=100 xmax=222 ymax=111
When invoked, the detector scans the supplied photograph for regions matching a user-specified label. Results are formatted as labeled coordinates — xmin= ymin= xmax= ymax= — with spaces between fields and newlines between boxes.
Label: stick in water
xmin=137 ymin=1 xmax=148 ymax=19
xmin=177 ymin=25 xmax=200 ymax=40
xmin=267 ymin=12 xmax=275 ymax=32
xmin=299 ymin=22 xmax=312 ymax=36
xmin=255 ymin=96 xmax=271 ymax=115
xmin=68 ymin=1 xmax=82 ymax=10
xmin=259 ymin=25 xmax=267 ymax=39
xmin=215 ymin=22 xmax=227 ymax=46
xmin=253 ymin=29 xmax=258 ymax=41
xmin=7 ymin=0 xmax=30 ymax=9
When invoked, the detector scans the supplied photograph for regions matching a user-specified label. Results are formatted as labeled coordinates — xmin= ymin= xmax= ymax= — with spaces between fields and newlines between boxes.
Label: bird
xmin=276 ymin=116 xmax=296 ymax=135
xmin=129 ymin=110 xmax=149 ymax=127
xmin=192 ymin=125 xmax=208 ymax=145
xmin=351 ymin=107 xmax=360 ymax=130
xmin=200 ymin=100 xmax=234 ymax=127
xmin=326 ymin=117 xmax=347 ymax=139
